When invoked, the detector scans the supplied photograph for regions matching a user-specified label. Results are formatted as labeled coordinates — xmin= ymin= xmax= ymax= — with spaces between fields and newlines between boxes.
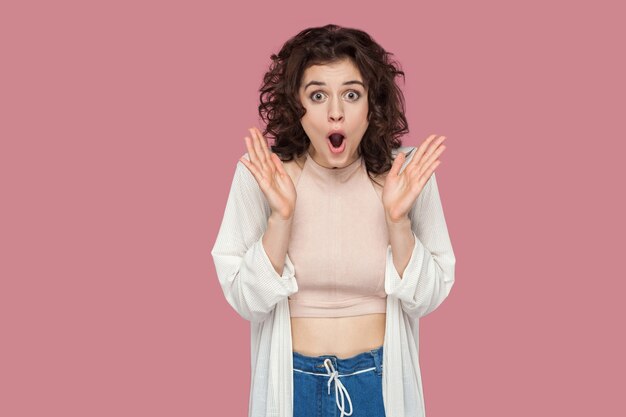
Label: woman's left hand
xmin=382 ymin=134 xmax=447 ymax=223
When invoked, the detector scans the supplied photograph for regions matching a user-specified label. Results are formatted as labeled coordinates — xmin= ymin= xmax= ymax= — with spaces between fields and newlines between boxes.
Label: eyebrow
xmin=303 ymin=80 xmax=365 ymax=90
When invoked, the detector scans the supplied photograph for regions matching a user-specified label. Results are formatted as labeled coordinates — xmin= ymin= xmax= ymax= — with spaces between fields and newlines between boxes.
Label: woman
xmin=211 ymin=24 xmax=456 ymax=417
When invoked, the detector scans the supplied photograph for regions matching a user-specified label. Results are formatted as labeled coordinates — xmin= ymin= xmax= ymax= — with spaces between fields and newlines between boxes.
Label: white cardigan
xmin=211 ymin=146 xmax=456 ymax=417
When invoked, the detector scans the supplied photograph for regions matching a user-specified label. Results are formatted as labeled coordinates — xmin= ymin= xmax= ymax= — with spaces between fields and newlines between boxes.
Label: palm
xmin=239 ymin=127 xmax=297 ymax=220
xmin=382 ymin=172 xmax=420 ymax=222
xmin=256 ymin=163 xmax=297 ymax=219
xmin=382 ymin=135 xmax=447 ymax=222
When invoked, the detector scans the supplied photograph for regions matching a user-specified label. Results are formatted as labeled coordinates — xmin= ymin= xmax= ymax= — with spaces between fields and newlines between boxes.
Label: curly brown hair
xmin=258 ymin=24 xmax=409 ymax=184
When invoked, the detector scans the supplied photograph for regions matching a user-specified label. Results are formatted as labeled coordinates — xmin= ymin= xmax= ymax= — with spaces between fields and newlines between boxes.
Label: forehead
xmin=300 ymin=59 xmax=364 ymax=86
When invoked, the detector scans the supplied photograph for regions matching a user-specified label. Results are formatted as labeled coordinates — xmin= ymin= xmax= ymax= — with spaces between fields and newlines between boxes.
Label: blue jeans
xmin=292 ymin=345 xmax=386 ymax=417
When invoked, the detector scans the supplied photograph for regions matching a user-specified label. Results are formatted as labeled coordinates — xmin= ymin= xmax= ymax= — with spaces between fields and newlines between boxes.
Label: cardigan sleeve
xmin=210 ymin=155 xmax=299 ymax=323
xmin=384 ymin=169 xmax=456 ymax=319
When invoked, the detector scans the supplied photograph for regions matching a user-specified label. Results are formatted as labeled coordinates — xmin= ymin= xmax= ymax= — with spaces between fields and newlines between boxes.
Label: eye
xmin=310 ymin=91 xmax=325 ymax=102
xmin=345 ymin=90 xmax=361 ymax=101
xmin=309 ymin=90 xmax=362 ymax=102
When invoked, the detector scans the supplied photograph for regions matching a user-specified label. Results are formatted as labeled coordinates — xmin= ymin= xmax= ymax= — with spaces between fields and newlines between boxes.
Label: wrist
xmin=385 ymin=213 xmax=411 ymax=227
xmin=269 ymin=212 xmax=294 ymax=223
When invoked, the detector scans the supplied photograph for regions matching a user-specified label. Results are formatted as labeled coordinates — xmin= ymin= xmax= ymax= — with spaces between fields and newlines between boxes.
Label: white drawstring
xmin=323 ymin=358 xmax=353 ymax=417
xmin=292 ymin=358 xmax=379 ymax=416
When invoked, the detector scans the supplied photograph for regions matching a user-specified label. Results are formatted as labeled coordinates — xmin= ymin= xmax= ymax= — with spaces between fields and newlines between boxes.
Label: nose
xmin=328 ymin=97 xmax=344 ymax=123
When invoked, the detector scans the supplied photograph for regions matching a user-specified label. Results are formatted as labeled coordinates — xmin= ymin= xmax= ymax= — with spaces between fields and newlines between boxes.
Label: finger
xmin=252 ymin=127 xmax=273 ymax=167
xmin=257 ymin=128 xmax=277 ymax=175
xmin=407 ymin=135 xmax=446 ymax=176
xmin=423 ymin=136 xmax=446 ymax=161
xmin=420 ymin=160 xmax=442 ymax=188
xmin=413 ymin=134 xmax=438 ymax=164
xmin=244 ymin=135 xmax=259 ymax=164
xmin=250 ymin=127 xmax=269 ymax=171
xmin=271 ymin=153 xmax=288 ymax=177
xmin=388 ymin=151 xmax=406 ymax=177
xmin=418 ymin=142 xmax=446 ymax=177
xmin=409 ymin=134 xmax=440 ymax=170
xmin=239 ymin=153 xmax=263 ymax=180
xmin=255 ymin=127 xmax=274 ymax=162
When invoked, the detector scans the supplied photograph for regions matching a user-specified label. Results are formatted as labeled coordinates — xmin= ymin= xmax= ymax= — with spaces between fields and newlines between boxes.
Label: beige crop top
xmin=287 ymin=149 xmax=389 ymax=318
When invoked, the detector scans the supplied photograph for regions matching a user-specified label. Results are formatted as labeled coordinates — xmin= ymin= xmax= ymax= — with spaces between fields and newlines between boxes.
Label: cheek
xmin=302 ymin=107 xmax=324 ymax=125
xmin=300 ymin=113 xmax=320 ymax=136
xmin=356 ymin=105 xmax=369 ymax=125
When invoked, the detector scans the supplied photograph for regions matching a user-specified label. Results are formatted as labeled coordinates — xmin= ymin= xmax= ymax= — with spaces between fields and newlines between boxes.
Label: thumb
xmin=388 ymin=152 xmax=405 ymax=177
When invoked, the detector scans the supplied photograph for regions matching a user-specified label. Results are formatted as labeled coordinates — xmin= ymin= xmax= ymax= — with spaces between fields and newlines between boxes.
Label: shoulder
xmin=234 ymin=152 xmax=263 ymax=192
xmin=391 ymin=145 xmax=416 ymax=157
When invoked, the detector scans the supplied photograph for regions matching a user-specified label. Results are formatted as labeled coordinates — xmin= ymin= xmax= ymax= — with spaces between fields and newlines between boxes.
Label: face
xmin=298 ymin=58 xmax=369 ymax=169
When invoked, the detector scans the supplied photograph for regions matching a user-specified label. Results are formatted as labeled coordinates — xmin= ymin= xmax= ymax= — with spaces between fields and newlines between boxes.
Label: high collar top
xmin=303 ymin=149 xmax=364 ymax=183
xmin=287 ymin=148 xmax=388 ymax=318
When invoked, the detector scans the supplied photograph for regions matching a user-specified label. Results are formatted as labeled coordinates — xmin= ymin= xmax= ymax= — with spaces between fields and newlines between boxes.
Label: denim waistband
xmin=292 ymin=346 xmax=384 ymax=417
xmin=292 ymin=345 xmax=383 ymax=374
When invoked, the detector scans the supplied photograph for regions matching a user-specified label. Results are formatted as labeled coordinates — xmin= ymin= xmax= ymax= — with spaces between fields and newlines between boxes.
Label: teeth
xmin=329 ymin=133 xmax=344 ymax=147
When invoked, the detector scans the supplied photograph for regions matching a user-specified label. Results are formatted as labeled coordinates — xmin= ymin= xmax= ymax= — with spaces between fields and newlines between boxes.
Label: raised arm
xmin=210 ymin=158 xmax=299 ymax=323
xmin=384 ymin=170 xmax=456 ymax=319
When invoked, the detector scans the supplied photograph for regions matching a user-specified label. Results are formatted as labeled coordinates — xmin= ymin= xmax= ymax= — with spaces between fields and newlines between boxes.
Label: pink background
xmin=1 ymin=0 xmax=624 ymax=416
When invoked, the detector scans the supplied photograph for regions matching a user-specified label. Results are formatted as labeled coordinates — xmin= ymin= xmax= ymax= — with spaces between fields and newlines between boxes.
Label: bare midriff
xmin=290 ymin=313 xmax=386 ymax=359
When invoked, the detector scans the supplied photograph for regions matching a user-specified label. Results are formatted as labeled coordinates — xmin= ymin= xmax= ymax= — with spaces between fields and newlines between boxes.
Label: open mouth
xmin=326 ymin=133 xmax=346 ymax=154
xmin=328 ymin=133 xmax=345 ymax=148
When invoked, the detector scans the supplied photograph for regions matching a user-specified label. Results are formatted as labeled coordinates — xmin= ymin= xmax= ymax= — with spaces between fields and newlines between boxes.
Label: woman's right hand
xmin=239 ymin=127 xmax=297 ymax=221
